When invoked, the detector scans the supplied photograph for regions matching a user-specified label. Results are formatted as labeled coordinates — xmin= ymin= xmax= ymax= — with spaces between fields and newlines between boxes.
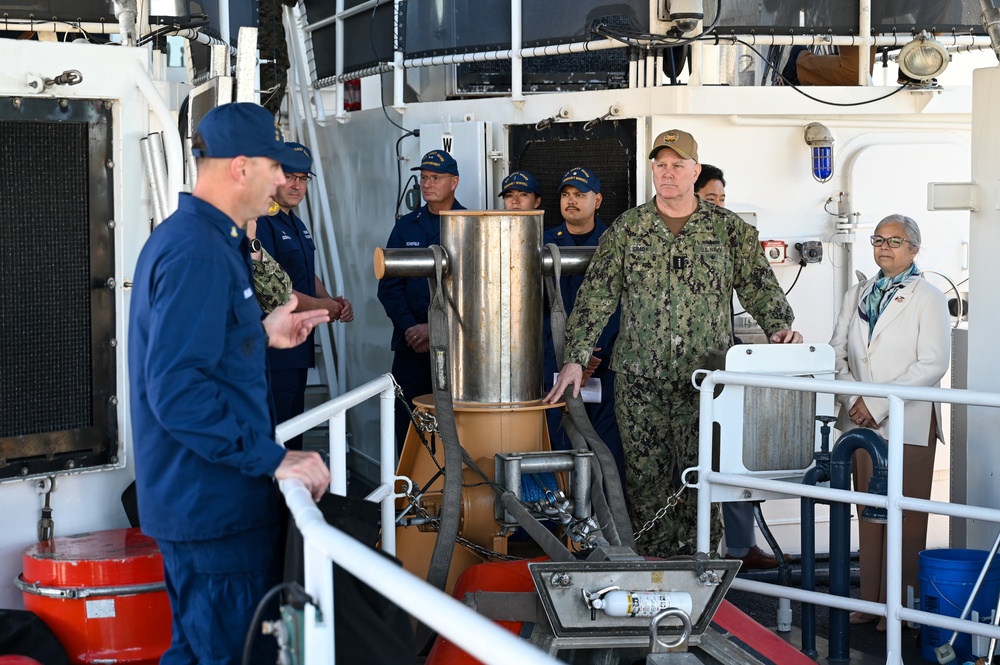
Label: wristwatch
xmin=249 ymin=238 xmax=262 ymax=253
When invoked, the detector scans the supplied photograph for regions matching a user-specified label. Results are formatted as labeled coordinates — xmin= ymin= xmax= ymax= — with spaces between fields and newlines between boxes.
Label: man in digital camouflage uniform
xmin=248 ymin=220 xmax=292 ymax=313
xmin=546 ymin=129 xmax=802 ymax=558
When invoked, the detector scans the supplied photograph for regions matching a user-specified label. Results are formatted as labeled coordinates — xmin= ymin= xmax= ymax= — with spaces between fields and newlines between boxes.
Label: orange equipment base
xmin=20 ymin=528 xmax=171 ymax=665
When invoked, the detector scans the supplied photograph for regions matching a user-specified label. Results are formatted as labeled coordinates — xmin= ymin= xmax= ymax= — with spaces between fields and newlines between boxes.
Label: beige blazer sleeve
xmin=830 ymin=277 xmax=951 ymax=444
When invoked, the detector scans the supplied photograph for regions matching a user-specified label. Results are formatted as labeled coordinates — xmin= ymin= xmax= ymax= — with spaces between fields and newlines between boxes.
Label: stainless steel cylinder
xmin=541 ymin=246 xmax=594 ymax=276
xmin=439 ymin=210 xmax=543 ymax=403
xmin=373 ymin=247 xmax=444 ymax=279
xmin=375 ymin=245 xmax=591 ymax=279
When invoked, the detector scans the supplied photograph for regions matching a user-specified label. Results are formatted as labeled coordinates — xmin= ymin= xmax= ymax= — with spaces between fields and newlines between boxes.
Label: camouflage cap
xmin=252 ymin=246 xmax=293 ymax=314
xmin=649 ymin=129 xmax=699 ymax=162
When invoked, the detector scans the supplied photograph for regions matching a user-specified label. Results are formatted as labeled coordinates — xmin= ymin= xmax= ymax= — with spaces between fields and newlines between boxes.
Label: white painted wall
xmin=964 ymin=64 xmax=1000 ymax=551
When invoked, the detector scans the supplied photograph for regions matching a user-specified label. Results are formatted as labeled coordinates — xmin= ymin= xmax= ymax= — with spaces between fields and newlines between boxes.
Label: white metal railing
xmin=275 ymin=374 xmax=562 ymax=665
xmin=275 ymin=374 xmax=397 ymax=550
xmin=694 ymin=370 xmax=1000 ymax=665
xmin=273 ymin=371 xmax=1000 ymax=663
xmin=290 ymin=0 xmax=995 ymax=109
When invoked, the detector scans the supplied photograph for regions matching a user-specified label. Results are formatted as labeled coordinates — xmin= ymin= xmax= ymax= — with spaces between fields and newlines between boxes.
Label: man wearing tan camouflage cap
xmin=546 ymin=129 xmax=802 ymax=559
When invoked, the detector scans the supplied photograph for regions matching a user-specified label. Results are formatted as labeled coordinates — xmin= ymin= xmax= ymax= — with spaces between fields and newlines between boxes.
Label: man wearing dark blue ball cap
xmin=377 ymin=149 xmax=465 ymax=449
xmin=129 ymin=103 xmax=331 ymax=665
xmin=542 ymin=167 xmax=626 ymax=494
xmin=252 ymin=141 xmax=354 ymax=451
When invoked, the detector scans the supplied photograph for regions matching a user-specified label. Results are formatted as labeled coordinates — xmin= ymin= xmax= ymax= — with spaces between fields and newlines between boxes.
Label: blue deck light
xmin=804 ymin=122 xmax=835 ymax=183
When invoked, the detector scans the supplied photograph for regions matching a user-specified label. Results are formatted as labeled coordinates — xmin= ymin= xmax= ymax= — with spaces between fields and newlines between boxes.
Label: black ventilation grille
xmin=509 ymin=119 xmax=638 ymax=230
xmin=0 ymin=97 xmax=117 ymax=479
xmin=0 ymin=121 xmax=92 ymax=437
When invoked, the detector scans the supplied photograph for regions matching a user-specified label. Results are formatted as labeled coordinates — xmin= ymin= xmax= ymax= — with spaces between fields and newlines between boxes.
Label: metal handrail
xmin=695 ymin=370 xmax=1000 ymax=665
xmin=275 ymin=374 xmax=396 ymax=548
xmin=280 ymin=477 xmax=562 ymax=665
xmin=276 ymin=373 xmax=562 ymax=664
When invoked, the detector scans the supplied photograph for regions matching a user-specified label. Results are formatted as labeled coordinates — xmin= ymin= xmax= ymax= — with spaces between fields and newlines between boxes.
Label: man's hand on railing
xmin=276 ymin=450 xmax=330 ymax=501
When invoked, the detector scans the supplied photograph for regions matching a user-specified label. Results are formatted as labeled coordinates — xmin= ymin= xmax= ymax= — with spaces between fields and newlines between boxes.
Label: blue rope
xmin=520 ymin=472 xmax=559 ymax=503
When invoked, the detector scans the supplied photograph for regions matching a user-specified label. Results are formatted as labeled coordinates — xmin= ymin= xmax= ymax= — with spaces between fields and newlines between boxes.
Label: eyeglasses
xmin=870 ymin=235 xmax=913 ymax=248
xmin=420 ymin=174 xmax=452 ymax=185
xmin=284 ymin=174 xmax=311 ymax=184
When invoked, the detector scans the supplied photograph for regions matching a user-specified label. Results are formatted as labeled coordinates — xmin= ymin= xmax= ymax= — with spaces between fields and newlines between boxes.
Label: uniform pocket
xmin=223 ymin=288 xmax=266 ymax=380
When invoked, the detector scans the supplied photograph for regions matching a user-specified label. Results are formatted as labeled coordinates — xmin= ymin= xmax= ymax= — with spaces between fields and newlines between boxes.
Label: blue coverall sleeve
xmin=143 ymin=254 xmax=286 ymax=478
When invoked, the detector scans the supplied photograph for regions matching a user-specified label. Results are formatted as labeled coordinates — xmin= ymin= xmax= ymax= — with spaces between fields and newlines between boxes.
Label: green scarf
xmin=858 ymin=262 xmax=920 ymax=342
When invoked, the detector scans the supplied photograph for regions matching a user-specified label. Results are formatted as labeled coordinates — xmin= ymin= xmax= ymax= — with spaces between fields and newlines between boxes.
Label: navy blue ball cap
xmin=282 ymin=142 xmax=315 ymax=176
xmin=499 ymin=170 xmax=541 ymax=197
xmin=191 ymin=103 xmax=295 ymax=163
xmin=411 ymin=149 xmax=459 ymax=176
xmin=560 ymin=167 xmax=601 ymax=194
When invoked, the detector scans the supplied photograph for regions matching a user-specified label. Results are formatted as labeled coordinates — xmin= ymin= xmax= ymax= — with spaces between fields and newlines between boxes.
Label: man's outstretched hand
xmin=265 ymin=294 xmax=330 ymax=348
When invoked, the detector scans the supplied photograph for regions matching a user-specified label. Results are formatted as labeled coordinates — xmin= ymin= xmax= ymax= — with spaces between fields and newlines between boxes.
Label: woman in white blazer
xmin=829 ymin=214 xmax=951 ymax=632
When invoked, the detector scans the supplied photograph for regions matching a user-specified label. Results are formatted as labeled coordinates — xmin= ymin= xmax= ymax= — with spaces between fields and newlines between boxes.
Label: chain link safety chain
xmin=392 ymin=379 xmax=438 ymax=434
xmin=404 ymin=491 xmax=523 ymax=562
xmin=633 ymin=482 xmax=689 ymax=542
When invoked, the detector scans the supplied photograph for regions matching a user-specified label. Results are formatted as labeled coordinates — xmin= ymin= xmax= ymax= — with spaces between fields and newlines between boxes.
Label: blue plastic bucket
xmin=918 ymin=549 xmax=1000 ymax=663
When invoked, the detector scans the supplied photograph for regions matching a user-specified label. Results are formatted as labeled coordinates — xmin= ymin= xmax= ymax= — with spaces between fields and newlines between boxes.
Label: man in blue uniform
xmin=255 ymin=142 xmax=354 ymax=450
xmin=378 ymin=150 xmax=465 ymax=449
xmin=128 ymin=103 xmax=331 ymax=665
xmin=543 ymin=167 xmax=626 ymax=485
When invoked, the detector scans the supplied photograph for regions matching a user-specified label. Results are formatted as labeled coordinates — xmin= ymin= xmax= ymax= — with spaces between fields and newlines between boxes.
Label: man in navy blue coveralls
xmin=255 ymin=142 xmax=354 ymax=450
xmin=377 ymin=150 xmax=465 ymax=449
xmin=128 ymin=103 xmax=331 ymax=665
xmin=541 ymin=167 xmax=626 ymax=486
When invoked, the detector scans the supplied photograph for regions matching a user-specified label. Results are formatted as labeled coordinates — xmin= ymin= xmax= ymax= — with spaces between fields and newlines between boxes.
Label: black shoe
xmin=781 ymin=45 xmax=806 ymax=86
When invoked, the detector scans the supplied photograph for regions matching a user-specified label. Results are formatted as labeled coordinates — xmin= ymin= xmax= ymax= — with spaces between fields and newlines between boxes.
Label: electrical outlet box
xmin=761 ymin=240 xmax=787 ymax=264
xmin=796 ymin=241 xmax=823 ymax=264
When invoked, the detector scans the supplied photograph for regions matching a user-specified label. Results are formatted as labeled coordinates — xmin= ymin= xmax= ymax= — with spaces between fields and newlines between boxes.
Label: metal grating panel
xmin=0 ymin=97 xmax=117 ymax=479
xmin=0 ymin=122 xmax=91 ymax=436
xmin=509 ymin=119 xmax=637 ymax=230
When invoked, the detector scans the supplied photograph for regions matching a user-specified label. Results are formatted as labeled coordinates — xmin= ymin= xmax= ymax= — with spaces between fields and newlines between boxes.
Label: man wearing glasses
xmin=255 ymin=142 xmax=354 ymax=450
xmin=378 ymin=150 xmax=466 ymax=449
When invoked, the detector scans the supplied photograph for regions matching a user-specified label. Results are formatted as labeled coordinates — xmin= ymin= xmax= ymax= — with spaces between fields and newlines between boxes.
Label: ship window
xmin=0 ymin=96 xmax=118 ymax=481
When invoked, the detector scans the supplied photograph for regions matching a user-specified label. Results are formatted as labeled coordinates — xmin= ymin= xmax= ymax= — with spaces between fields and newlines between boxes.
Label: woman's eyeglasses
xmin=870 ymin=235 xmax=913 ymax=248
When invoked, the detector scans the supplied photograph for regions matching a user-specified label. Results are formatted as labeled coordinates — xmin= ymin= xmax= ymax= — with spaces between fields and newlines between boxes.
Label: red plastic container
xmin=17 ymin=528 xmax=171 ymax=665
